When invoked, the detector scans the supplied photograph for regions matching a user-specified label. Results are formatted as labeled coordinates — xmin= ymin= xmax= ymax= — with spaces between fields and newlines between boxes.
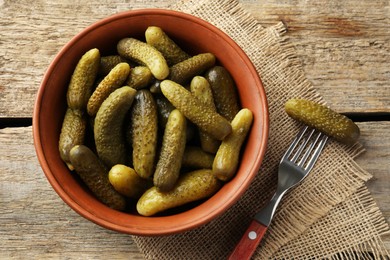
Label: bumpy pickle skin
xmin=66 ymin=48 xmax=100 ymax=111
xmin=181 ymin=146 xmax=215 ymax=169
xmin=137 ymin=169 xmax=222 ymax=216
xmin=98 ymin=55 xmax=129 ymax=77
xmin=58 ymin=108 xmax=87 ymax=170
xmin=204 ymin=66 xmax=240 ymax=121
xmin=190 ymin=76 xmax=221 ymax=154
xmin=155 ymin=95 xmax=175 ymax=128
xmin=117 ymin=37 xmax=169 ymax=80
xmin=87 ymin=62 xmax=130 ymax=116
xmin=213 ymin=108 xmax=253 ymax=182
xmin=126 ymin=66 xmax=153 ymax=90
xmin=94 ymin=86 xmax=137 ymax=168
xmin=169 ymin=53 xmax=216 ymax=85
xmin=149 ymin=79 xmax=163 ymax=94
xmin=69 ymin=145 xmax=126 ymax=211
xmin=129 ymin=89 xmax=158 ymax=179
xmin=154 ymin=94 xmax=196 ymax=143
xmin=145 ymin=26 xmax=191 ymax=66
xmin=285 ymin=98 xmax=360 ymax=145
xmin=153 ymin=109 xmax=187 ymax=192
xmin=160 ymin=80 xmax=232 ymax=141
xmin=108 ymin=164 xmax=153 ymax=199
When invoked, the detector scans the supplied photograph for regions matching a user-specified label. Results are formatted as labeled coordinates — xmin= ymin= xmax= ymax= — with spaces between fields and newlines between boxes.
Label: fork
xmin=228 ymin=126 xmax=328 ymax=260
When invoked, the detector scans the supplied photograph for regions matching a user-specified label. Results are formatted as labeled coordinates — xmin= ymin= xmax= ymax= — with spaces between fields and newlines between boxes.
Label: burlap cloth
xmin=132 ymin=0 xmax=390 ymax=258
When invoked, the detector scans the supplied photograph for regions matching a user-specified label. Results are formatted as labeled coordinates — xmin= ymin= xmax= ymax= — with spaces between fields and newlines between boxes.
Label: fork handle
xmin=227 ymin=220 xmax=268 ymax=260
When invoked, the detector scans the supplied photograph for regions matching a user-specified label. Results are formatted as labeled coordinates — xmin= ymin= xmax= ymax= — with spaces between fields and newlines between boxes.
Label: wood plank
xmin=355 ymin=122 xmax=390 ymax=251
xmin=241 ymin=0 xmax=390 ymax=114
xmin=0 ymin=0 xmax=389 ymax=117
xmin=1 ymin=122 xmax=389 ymax=258
xmin=0 ymin=0 xmax=171 ymax=118
xmin=0 ymin=127 xmax=143 ymax=259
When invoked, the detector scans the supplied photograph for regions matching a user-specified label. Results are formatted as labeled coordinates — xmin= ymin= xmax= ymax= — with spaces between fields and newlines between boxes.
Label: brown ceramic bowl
xmin=33 ymin=9 xmax=268 ymax=236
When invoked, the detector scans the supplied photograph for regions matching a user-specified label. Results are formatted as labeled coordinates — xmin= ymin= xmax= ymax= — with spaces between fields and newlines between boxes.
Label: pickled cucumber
xmin=108 ymin=164 xmax=152 ymax=199
xmin=169 ymin=53 xmax=216 ymax=85
xmin=182 ymin=146 xmax=214 ymax=169
xmin=98 ymin=55 xmax=129 ymax=77
xmin=160 ymin=80 xmax=232 ymax=141
xmin=137 ymin=169 xmax=221 ymax=216
xmin=190 ymin=76 xmax=220 ymax=154
xmin=213 ymin=108 xmax=253 ymax=181
xmin=87 ymin=62 xmax=130 ymax=116
xmin=129 ymin=89 xmax=158 ymax=179
xmin=66 ymin=48 xmax=100 ymax=111
xmin=155 ymin=95 xmax=196 ymax=142
xmin=69 ymin=145 xmax=126 ymax=211
xmin=145 ymin=26 xmax=190 ymax=66
xmin=59 ymin=108 xmax=87 ymax=170
xmin=205 ymin=66 xmax=240 ymax=121
xmin=117 ymin=37 xmax=169 ymax=80
xmin=153 ymin=109 xmax=187 ymax=192
xmin=285 ymin=98 xmax=360 ymax=145
xmin=155 ymin=95 xmax=175 ymax=128
xmin=126 ymin=66 xmax=153 ymax=90
xmin=149 ymin=79 xmax=162 ymax=94
xmin=94 ymin=86 xmax=137 ymax=167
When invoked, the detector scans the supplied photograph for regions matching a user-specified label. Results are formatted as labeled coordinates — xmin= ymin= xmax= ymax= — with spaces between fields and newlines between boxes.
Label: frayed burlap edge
xmin=271 ymin=186 xmax=390 ymax=259
xmin=130 ymin=0 xmax=389 ymax=259
xmin=245 ymin=23 xmax=374 ymax=258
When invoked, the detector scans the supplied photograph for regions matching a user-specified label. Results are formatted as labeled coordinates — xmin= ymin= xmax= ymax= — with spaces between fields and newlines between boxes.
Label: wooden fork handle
xmin=227 ymin=220 xmax=268 ymax=260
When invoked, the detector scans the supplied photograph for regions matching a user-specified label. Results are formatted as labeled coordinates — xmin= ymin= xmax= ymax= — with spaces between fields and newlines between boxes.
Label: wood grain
xmin=0 ymin=0 xmax=171 ymax=118
xmin=241 ymin=0 xmax=390 ymax=114
xmin=0 ymin=0 xmax=389 ymax=117
xmin=1 ymin=122 xmax=389 ymax=258
xmin=1 ymin=0 xmax=389 ymax=258
xmin=0 ymin=127 xmax=143 ymax=259
xmin=356 ymin=122 xmax=390 ymax=251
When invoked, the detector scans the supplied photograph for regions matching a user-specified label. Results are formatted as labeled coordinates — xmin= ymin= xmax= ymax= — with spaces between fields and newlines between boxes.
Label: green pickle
xmin=182 ymin=146 xmax=215 ymax=169
xmin=154 ymin=95 xmax=195 ymax=142
xmin=58 ymin=31 xmax=255 ymax=215
xmin=108 ymin=164 xmax=152 ymax=199
xmin=169 ymin=53 xmax=216 ymax=85
xmin=204 ymin=66 xmax=240 ymax=121
xmin=155 ymin=95 xmax=175 ymax=128
xmin=58 ymin=108 xmax=87 ymax=170
xmin=285 ymin=98 xmax=360 ymax=145
xmin=129 ymin=89 xmax=158 ymax=179
xmin=87 ymin=62 xmax=130 ymax=116
xmin=153 ymin=109 xmax=187 ymax=192
xmin=66 ymin=48 xmax=100 ymax=111
xmin=69 ymin=145 xmax=126 ymax=211
xmin=94 ymin=86 xmax=137 ymax=167
xmin=145 ymin=26 xmax=190 ymax=66
xmin=160 ymin=80 xmax=232 ymax=141
xmin=137 ymin=169 xmax=221 ymax=216
xmin=98 ymin=55 xmax=129 ymax=77
xmin=117 ymin=37 xmax=169 ymax=80
xmin=190 ymin=76 xmax=220 ymax=154
xmin=213 ymin=108 xmax=253 ymax=181
xmin=126 ymin=66 xmax=153 ymax=90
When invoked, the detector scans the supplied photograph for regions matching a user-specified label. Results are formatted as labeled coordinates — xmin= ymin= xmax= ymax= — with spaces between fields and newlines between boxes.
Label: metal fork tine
xmin=304 ymin=134 xmax=328 ymax=172
xmin=281 ymin=125 xmax=309 ymax=162
xmin=290 ymin=128 xmax=316 ymax=163
xmin=297 ymin=131 xmax=323 ymax=167
xmin=239 ymin=125 xmax=328 ymax=258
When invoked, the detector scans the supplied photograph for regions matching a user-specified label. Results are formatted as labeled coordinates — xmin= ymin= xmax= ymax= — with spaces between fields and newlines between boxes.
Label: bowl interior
xmin=33 ymin=9 xmax=268 ymax=236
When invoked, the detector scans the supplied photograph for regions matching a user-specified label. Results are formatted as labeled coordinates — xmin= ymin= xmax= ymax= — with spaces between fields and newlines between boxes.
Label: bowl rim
xmin=33 ymin=8 xmax=269 ymax=236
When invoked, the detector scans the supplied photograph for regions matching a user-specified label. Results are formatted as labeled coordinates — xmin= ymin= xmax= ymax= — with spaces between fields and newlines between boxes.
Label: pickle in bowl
xmin=57 ymin=26 xmax=255 ymax=216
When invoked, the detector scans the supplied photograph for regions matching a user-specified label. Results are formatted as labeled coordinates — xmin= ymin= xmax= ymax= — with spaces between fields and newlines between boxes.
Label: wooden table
xmin=1 ymin=0 xmax=389 ymax=258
